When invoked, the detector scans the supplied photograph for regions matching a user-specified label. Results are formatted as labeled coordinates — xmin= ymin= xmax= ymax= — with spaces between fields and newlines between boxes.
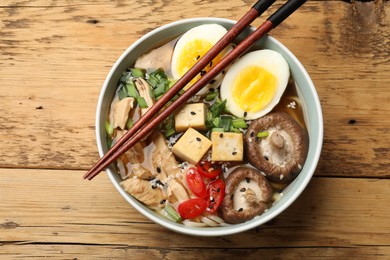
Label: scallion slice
xmin=257 ymin=131 xmax=269 ymax=138
xmin=211 ymin=128 xmax=225 ymax=132
xmin=163 ymin=204 xmax=182 ymax=223
xmin=232 ymin=118 xmax=247 ymax=129
xmin=136 ymin=96 xmax=148 ymax=108
xmin=130 ymin=68 xmax=145 ymax=78
xmin=205 ymin=92 xmax=218 ymax=101
xmin=105 ymin=121 xmax=113 ymax=136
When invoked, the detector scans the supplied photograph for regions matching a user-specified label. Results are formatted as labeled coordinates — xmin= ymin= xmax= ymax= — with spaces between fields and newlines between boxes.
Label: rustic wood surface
xmin=1 ymin=0 xmax=389 ymax=259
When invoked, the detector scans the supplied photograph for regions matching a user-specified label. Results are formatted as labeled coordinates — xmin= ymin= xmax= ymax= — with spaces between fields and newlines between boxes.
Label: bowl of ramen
xmin=95 ymin=17 xmax=323 ymax=236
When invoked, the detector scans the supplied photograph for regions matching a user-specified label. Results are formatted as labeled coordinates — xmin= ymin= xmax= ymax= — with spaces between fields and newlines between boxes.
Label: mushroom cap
xmin=244 ymin=112 xmax=309 ymax=183
xmin=221 ymin=167 xmax=273 ymax=224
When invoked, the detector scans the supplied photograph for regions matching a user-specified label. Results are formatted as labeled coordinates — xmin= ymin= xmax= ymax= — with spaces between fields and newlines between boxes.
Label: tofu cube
xmin=211 ymin=132 xmax=243 ymax=161
xmin=174 ymin=103 xmax=207 ymax=132
xmin=172 ymin=128 xmax=212 ymax=165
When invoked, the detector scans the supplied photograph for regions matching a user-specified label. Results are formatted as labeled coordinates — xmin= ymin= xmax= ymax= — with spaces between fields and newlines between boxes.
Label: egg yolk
xmin=232 ymin=66 xmax=276 ymax=112
xmin=176 ymin=39 xmax=223 ymax=88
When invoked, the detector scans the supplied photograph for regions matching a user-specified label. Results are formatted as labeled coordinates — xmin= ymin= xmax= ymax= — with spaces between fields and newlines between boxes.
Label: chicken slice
xmin=121 ymin=178 xmax=165 ymax=208
xmin=134 ymin=78 xmax=154 ymax=116
xmin=111 ymin=97 xmax=135 ymax=130
xmin=167 ymin=179 xmax=189 ymax=203
xmin=151 ymin=132 xmax=182 ymax=181
xmin=114 ymin=131 xmax=153 ymax=180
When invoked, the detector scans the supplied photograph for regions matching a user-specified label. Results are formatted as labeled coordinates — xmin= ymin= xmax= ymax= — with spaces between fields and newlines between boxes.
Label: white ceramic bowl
xmin=95 ymin=17 xmax=323 ymax=236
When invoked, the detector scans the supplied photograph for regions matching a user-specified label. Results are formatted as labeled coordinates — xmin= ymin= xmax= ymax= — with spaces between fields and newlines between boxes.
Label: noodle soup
xmin=99 ymin=20 xmax=319 ymax=232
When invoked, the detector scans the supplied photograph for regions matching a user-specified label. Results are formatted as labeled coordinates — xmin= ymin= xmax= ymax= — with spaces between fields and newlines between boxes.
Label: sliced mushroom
xmin=221 ymin=167 xmax=273 ymax=224
xmin=134 ymin=78 xmax=154 ymax=116
xmin=244 ymin=112 xmax=308 ymax=183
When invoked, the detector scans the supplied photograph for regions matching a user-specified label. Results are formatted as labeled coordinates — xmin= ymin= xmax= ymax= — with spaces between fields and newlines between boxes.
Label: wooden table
xmin=1 ymin=0 xmax=389 ymax=258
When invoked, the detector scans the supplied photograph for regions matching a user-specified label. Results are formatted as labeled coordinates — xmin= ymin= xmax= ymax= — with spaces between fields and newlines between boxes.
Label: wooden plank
xmin=0 ymin=1 xmax=389 ymax=178
xmin=1 ymin=245 xmax=390 ymax=259
xmin=1 ymin=169 xmax=390 ymax=250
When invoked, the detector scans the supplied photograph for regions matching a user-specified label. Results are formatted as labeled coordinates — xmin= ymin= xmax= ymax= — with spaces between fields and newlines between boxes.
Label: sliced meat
xmin=134 ymin=40 xmax=175 ymax=74
xmin=121 ymin=178 xmax=165 ymax=208
xmin=134 ymin=78 xmax=154 ymax=116
xmin=111 ymin=97 xmax=135 ymax=130
xmin=167 ymin=179 xmax=190 ymax=203
xmin=114 ymin=131 xmax=153 ymax=180
xmin=151 ymin=132 xmax=182 ymax=181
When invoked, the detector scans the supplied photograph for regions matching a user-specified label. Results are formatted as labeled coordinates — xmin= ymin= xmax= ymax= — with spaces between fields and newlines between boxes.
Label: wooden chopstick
xmin=84 ymin=0 xmax=274 ymax=180
xmin=84 ymin=0 xmax=306 ymax=180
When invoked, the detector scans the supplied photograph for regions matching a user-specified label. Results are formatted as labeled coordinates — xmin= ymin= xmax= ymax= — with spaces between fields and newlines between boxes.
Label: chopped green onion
xmin=125 ymin=118 xmax=134 ymax=129
xmin=136 ymin=96 xmax=148 ymax=108
xmin=210 ymin=99 xmax=227 ymax=117
xmin=212 ymin=117 xmax=221 ymax=128
xmin=220 ymin=116 xmax=232 ymax=132
xmin=232 ymin=118 xmax=247 ymax=129
xmin=154 ymin=84 xmax=167 ymax=97
xmin=205 ymin=92 xmax=218 ymax=101
xmin=257 ymin=131 xmax=269 ymax=138
xmin=126 ymin=81 xmax=138 ymax=98
xmin=119 ymin=71 xmax=132 ymax=84
xmin=211 ymin=128 xmax=225 ymax=132
xmin=229 ymin=126 xmax=241 ymax=133
xmin=117 ymin=84 xmax=128 ymax=100
xmin=130 ymin=68 xmax=145 ymax=78
xmin=105 ymin=121 xmax=113 ymax=136
xmin=205 ymin=111 xmax=214 ymax=129
xmin=164 ymin=128 xmax=176 ymax=137
xmin=163 ymin=204 xmax=182 ymax=223
xmin=147 ymin=68 xmax=168 ymax=89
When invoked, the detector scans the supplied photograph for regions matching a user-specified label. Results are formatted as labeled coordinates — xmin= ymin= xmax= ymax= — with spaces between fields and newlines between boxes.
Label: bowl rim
xmin=96 ymin=17 xmax=323 ymax=236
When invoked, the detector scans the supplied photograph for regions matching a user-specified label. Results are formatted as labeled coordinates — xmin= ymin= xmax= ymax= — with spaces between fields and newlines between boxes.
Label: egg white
xmin=171 ymin=24 xmax=232 ymax=95
xmin=220 ymin=49 xmax=290 ymax=119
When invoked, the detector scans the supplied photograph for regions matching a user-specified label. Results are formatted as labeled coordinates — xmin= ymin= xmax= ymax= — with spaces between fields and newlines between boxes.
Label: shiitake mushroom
xmin=244 ymin=112 xmax=309 ymax=183
xmin=221 ymin=167 xmax=273 ymax=224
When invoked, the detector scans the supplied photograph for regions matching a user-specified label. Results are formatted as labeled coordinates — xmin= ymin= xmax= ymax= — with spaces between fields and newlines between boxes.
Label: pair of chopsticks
xmin=84 ymin=0 xmax=307 ymax=180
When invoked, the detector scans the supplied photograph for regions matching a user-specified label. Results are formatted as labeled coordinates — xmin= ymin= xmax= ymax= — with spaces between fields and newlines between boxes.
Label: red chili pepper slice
xmin=197 ymin=161 xmax=222 ymax=179
xmin=178 ymin=198 xmax=207 ymax=219
xmin=186 ymin=167 xmax=207 ymax=198
xmin=206 ymin=178 xmax=225 ymax=214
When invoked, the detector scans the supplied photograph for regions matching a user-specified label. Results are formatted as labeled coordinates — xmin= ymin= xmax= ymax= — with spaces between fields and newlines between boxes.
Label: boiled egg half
xmin=220 ymin=49 xmax=290 ymax=119
xmin=171 ymin=24 xmax=232 ymax=95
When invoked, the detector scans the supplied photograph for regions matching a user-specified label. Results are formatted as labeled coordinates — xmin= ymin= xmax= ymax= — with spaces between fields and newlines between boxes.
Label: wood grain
xmin=1 ymin=169 xmax=390 ymax=258
xmin=1 ymin=0 xmax=390 ymax=258
xmin=0 ymin=0 xmax=389 ymax=177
